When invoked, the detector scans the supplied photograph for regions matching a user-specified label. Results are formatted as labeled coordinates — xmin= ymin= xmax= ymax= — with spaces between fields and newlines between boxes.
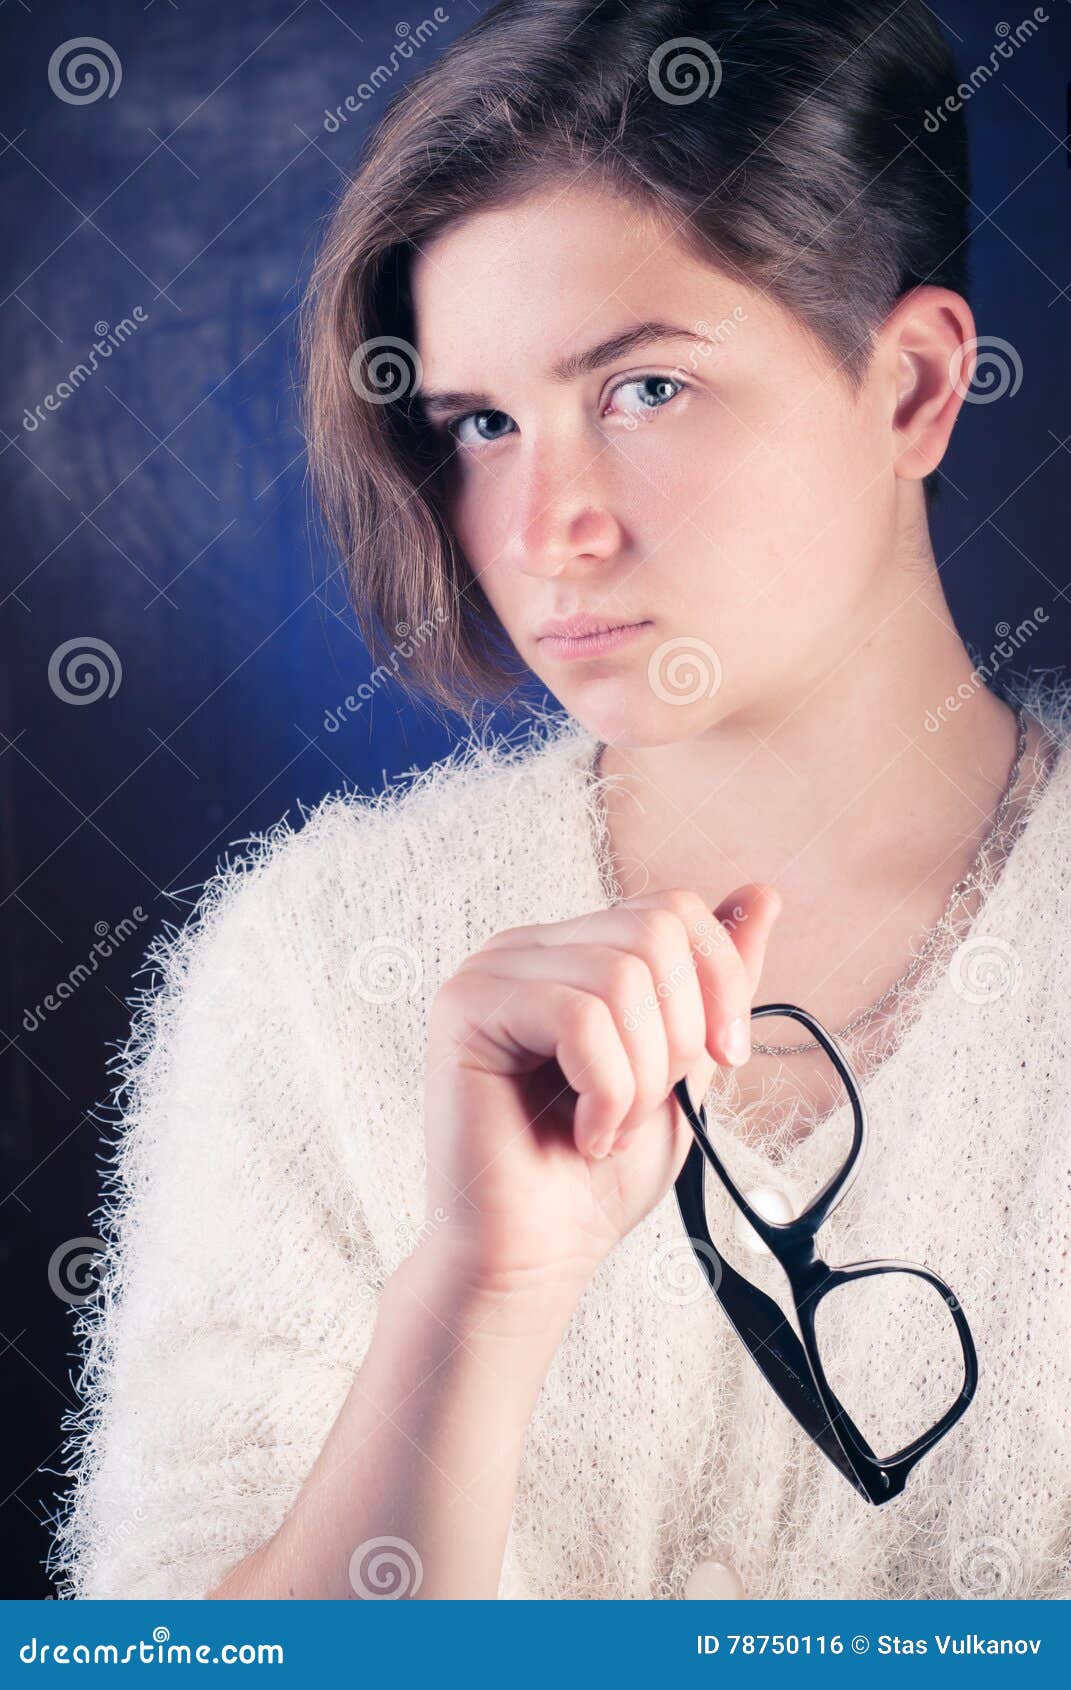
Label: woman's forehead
xmin=409 ymin=187 xmax=779 ymax=382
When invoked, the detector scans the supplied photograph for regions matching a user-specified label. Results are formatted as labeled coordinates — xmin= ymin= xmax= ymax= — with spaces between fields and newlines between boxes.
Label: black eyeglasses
xmin=672 ymin=1003 xmax=978 ymax=1505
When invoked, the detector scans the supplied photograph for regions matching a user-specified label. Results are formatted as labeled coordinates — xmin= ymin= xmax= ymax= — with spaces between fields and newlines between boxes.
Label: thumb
xmin=713 ymin=882 xmax=782 ymax=999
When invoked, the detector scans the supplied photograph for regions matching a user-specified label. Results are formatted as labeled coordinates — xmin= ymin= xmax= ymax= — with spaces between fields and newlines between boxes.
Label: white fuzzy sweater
xmin=49 ymin=680 xmax=1071 ymax=1602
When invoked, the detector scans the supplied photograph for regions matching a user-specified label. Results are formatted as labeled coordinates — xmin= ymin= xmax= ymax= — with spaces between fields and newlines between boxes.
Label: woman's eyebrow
xmin=415 ymin=320 xmax=708 ymax=418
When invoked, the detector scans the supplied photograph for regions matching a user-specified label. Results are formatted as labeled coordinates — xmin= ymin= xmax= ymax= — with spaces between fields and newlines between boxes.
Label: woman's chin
xmin=564 ymin=695 xmax=720 ymax=752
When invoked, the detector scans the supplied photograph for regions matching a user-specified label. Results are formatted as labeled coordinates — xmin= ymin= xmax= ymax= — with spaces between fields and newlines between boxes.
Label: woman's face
xmin=411 ymin=179 xmax=906 ymax=746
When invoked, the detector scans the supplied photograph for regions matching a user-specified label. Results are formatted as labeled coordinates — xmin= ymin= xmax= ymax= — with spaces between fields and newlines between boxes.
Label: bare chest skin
xmin=599 ymin=717 xmax=1058 ymax=1152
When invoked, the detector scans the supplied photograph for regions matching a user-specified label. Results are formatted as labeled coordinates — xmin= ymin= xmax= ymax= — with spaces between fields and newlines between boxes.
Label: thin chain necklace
xmin=751 ymin=706 xmax=1031 ymax=1057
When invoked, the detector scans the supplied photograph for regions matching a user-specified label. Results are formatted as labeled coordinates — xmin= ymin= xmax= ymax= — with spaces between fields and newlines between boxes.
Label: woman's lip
xmin=538 ymin=620 xmax=652 ymax=660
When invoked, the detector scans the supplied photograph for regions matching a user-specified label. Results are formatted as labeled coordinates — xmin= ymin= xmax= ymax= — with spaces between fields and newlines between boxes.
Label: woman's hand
xmin=421 ymin=883 xmax=782 ymax=1313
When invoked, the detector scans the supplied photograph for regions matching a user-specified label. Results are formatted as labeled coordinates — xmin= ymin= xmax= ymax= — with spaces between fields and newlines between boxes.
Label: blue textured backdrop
xmin=1 ymin=0 xmax=1069 ymax=1595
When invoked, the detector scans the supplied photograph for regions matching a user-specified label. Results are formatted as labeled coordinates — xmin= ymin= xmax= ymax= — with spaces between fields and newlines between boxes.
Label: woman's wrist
xmin=385 ymin=1235 xmax=590 ymax=1378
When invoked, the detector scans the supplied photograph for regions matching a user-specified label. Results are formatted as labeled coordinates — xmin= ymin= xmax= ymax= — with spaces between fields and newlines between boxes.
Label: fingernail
xmin=590 ymin=1128 xmax=616 ymax=1159
xmin=724 ymin=1016 xmax=751 ymax=1066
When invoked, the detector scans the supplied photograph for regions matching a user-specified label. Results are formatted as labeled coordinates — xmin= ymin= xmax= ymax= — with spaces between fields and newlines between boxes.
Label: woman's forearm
xmin=207 ymin=1241 xmax=583 ymax=1599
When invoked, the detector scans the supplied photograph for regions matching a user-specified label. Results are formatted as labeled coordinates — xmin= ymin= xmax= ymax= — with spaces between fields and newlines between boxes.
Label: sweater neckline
xmin=573 ymin=707 xmax=1071 ymax=1179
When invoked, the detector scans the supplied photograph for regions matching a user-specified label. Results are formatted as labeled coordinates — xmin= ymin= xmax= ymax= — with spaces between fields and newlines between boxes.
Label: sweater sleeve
xmin=46 ymin=813 xmax=387 ymax=1600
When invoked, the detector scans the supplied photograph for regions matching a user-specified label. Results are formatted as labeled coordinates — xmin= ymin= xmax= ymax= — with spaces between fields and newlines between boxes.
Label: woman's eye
xmin=444 ymin=375 xmax=683 ymax=447
xmin=607 ymin=374 xmax=684 ymax=419
xmin=449 ymin=409 xmax=516 ymax=447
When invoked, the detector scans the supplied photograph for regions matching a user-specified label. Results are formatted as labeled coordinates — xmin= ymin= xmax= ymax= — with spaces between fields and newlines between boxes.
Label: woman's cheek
xmin=612 ymin=414 xmax=731 ymax=519
xmin=443 ymin=470 xmax=503 ymax=574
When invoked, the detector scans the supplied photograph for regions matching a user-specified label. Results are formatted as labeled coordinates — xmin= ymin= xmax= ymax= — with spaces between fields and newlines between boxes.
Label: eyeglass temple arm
xmin=674 ymin=1136 xmax=874 ymax=1498
xmin=672 ymin=1000 xmax=878 ymax=1496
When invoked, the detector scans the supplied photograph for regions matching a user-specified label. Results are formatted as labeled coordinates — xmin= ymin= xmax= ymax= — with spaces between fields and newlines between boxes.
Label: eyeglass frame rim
xmin=671 ymin=1001 xmax=979 ymax=1506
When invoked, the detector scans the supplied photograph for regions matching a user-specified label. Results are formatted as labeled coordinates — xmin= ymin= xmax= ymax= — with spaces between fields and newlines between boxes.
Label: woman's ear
xmin=880 ymin=285 xmax=979 ymax=489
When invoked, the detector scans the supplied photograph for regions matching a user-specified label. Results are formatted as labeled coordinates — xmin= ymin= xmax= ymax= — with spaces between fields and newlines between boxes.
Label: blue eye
xmin=449 ymin=409 xmax=516 ymax=446
xmin=444 ymin=374 xmax=684 ymax=447
xmin=609 ymin=374 xmax=684 ymax=416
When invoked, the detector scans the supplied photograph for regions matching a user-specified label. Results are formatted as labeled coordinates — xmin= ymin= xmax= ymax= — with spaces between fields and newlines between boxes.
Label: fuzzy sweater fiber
xmin=49 ymin=680 xmax=1071 ymax=1600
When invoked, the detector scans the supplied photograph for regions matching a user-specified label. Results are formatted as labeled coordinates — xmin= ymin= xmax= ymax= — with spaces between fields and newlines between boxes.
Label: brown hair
xmin=299 ymin=0 xmax=971 ymax=716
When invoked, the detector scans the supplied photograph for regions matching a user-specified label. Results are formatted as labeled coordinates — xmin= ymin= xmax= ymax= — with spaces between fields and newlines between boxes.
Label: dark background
xmin=1 ymin=0 xmax=1069 ymax=1597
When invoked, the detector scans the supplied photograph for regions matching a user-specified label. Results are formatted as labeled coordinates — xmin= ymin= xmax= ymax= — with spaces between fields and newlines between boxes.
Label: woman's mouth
xmin=538 ymin=620 xmax=653 ymax=661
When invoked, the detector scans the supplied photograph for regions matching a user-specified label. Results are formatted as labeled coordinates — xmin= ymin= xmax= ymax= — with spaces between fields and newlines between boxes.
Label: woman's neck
xmin=593 ymin=576 xmax=1056 ymax=1027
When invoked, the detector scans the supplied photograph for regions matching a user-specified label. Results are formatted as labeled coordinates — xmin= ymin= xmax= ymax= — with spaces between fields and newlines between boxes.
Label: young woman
xmin=51 ymin=0 xmax=1070 ymax=1602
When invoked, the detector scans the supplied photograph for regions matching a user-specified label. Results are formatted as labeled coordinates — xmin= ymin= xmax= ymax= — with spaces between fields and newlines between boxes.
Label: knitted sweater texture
xmin=48 ymin=681 xmax=1071 ymax=1600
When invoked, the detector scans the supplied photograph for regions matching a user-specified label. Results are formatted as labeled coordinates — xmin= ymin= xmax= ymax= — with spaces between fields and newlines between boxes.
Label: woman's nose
xmin=508 ymin=437 xmax=625 ymax=576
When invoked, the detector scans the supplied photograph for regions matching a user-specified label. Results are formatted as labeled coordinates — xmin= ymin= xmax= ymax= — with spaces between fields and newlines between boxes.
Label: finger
xmin=476 ymin=905 xmax=712 ymax=1084
xmin=714 ymin=883 xmax=783 ymax=998
xmin=470 ymin=942 xmax=677 ymax=1150
xmin=475 ymin=885 xmax=781 ymax=1071
xmin=432 ymin=968 xmax=635 ymax=1157
xmin=623 ymin=888 xmax=757 ymax=1068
